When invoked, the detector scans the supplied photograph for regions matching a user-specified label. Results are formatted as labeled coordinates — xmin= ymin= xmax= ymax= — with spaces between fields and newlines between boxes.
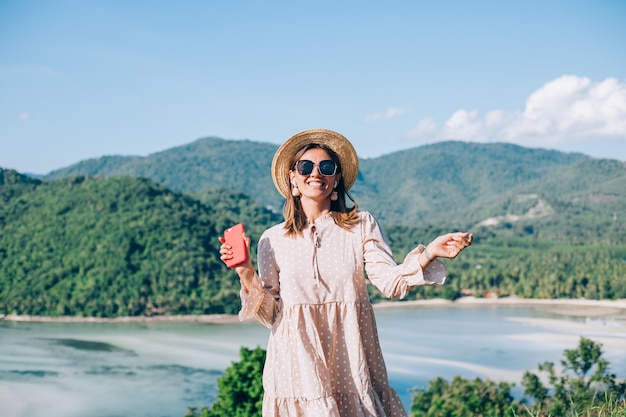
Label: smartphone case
xmin=223 ymin=223 xmax=247 ymax=268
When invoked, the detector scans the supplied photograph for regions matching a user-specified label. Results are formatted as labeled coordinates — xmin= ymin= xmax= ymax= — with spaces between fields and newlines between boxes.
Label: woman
xmin=220 ymin=128 xmax=473 ymax=416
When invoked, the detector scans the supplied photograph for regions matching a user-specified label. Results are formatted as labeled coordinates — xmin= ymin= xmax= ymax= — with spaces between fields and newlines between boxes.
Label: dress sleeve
xmin=362 ymin=212 xmax=447 ymax=299
xmin=237 ymin=233 xmax=281 ymax=328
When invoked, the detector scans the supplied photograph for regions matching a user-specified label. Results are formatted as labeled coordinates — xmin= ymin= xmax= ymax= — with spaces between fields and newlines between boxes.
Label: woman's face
xmin=289 ymin=147 xmax=342 ymax=204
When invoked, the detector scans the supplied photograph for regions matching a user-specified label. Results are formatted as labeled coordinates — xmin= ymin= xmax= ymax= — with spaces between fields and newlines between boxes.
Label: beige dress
xmin=239 ymin=211 xmax=447 ymax=417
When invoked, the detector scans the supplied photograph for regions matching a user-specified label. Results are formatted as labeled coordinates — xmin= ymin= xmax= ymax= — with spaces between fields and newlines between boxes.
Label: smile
xmin=306 ymin=180 xmax=327 ymax=188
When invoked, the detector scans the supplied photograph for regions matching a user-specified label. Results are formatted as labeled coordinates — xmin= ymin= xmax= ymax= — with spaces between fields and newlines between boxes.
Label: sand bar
xmin=3 ymin=296 xmax=626 ymax=323
xmin=0 ymin=313 xmax=241 ymax=324
xmin=375 ymin=296 xmax=626 ymax=318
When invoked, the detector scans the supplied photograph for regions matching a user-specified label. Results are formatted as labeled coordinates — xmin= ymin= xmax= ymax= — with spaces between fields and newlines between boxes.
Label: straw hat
xmin=271 ymin=129 xmax=359 ymax=198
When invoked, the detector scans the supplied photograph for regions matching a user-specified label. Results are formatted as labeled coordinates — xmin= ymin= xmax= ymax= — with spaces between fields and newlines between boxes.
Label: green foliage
xmin=43 ymin=138 xmax=626 ymax=244
xmin=408 ymin=338 xmax=626 ymax=417
xmin=184 ymin=346 xmax=265 ymax=417
xmin=380 ymin=225 xmax=626 ymax=302
xmin=0 ymin=168 xmax=41 ymax=204
xmin=521 ymin=337 xmax=626 ymax=416
xmin=0 ymin=172 xmax=277 ymax=317
xmin=189 ymin=188 xmax=282 ymax=242
xmin=353 ymin=141 xmax=589 ymax=229
xmin=46 ymin=137 xmax=284 ymax=211
xmin=410 ymin=376 xmax=524 ymax=416
xmin=3 ymin=161 xmax=626 ymax=318
xmin=189 ymin=339 xmax=626 ymax=417
xmin=3 ymin=141 xmax=626 ymax=318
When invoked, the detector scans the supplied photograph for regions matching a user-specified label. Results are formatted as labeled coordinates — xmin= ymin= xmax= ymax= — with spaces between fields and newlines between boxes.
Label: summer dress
xmin=239 ymin=211 xmax=447 ymax=417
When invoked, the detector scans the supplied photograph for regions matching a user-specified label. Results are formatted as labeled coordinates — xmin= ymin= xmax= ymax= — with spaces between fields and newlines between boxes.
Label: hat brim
xmin=271 ymin=129 xmax=359 ymax=198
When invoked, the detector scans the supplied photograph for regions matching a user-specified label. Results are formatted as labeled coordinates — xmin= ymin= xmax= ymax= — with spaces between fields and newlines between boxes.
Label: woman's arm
xmin=362 ymin=213 xmax=471 ymax=299
xmin=219 ymin=233 xmax=280 ymax=327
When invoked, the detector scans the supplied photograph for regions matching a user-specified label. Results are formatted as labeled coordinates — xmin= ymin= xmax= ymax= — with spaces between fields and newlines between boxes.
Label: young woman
xmin=220 ymin=128 xmax=473 ymax=416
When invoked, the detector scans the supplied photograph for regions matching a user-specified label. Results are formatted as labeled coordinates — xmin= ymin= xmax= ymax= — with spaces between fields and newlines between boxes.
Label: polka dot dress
xmin=238 ymin=211 xmax=447 ymax=417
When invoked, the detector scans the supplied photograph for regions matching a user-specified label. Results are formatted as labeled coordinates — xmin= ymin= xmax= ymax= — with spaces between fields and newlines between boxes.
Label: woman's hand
xmin=427 ymin=232 xmax=473 ymax=260
xmin=219 ymin=233 xmax=254 ymax=274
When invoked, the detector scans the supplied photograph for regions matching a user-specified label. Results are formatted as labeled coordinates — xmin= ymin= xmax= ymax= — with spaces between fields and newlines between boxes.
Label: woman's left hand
xmin=427 ymin=232 xmax=473 ymax=260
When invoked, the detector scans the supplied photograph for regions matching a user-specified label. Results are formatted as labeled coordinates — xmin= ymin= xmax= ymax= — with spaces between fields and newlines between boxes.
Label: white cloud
xmin=405 ymin=117 xmax=437 ymax=139
xmin=364 ymin=107 xmax=409 ymax=123
xmin=442 ymin=109 xmax=485 ymax=141
xmin=17 ymin=112 xmax=30 ymax=122
xmin=405 ymin=75 xmax=626 ymax=149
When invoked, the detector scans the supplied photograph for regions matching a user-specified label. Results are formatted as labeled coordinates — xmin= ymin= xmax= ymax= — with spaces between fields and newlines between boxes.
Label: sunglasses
xmin=294 ymin=159 xmax=338 ymax=176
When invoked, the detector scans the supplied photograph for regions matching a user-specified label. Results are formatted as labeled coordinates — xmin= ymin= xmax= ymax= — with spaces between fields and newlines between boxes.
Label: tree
xmin=410 ymin=375 xmax=524 ymax=417
xmin=197 ymin=346 xmax=266 ymax=417
xmin=522 ymin=337 xmax=626 ymax=416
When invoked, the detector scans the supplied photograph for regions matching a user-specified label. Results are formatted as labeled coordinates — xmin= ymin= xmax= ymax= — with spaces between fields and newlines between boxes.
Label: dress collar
xmin=306 ymin=211 xmax=333 ymax=226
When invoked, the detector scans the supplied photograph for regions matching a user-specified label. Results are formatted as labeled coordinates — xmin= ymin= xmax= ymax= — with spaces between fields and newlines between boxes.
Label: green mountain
xmin=2 ymin=153 xmax=626 ymax=318
xmin=1 ymin=167 xmax=41 ymax=204
xmin=0 ymin=169 xmax=280 ymax=317
xmin=46 ymin=137 xmax=283 ymax=211
xmin=354 ymin=141 xmax=591 ymax=227
xmin=4 ymin=138 xmax=626 ymax=317
xmin=45 ymin=137 xmax=626 ymax=243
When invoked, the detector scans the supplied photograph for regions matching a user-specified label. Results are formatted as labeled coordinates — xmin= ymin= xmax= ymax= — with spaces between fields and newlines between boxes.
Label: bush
xmin=410 ymin=375 xmax=524 ymax=416
xmin=184 ymin=346 xmax=265 ymax=417
xmin=185 ymin=338 xmax=626 ymax=417
xmin=521 ymin=337 xmax=626 ymax=416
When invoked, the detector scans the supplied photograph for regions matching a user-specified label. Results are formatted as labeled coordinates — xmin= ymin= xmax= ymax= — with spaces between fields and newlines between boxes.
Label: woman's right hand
xmin=219 ymin=233 xmax=254 ymax=274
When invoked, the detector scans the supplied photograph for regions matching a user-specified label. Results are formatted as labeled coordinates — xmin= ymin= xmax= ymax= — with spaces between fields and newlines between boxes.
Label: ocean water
xmin=1 ymin=305 xmax=625 ymax=417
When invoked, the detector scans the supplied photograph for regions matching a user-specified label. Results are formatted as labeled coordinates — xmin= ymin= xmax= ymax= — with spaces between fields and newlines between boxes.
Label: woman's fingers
xmin=218 ymin=236 xmax=233 ymax=263
xmin=452 ymin=232 xmax=473 ymax=244
xmin=440 ymin=232 xmax=473 ymax=258
xmin=220 ymin=246 xmax=232 ymax=260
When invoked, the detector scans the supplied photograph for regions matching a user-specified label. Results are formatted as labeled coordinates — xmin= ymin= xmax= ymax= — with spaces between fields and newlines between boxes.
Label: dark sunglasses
xmin=294 ymin=159 xmax=338 ymax=176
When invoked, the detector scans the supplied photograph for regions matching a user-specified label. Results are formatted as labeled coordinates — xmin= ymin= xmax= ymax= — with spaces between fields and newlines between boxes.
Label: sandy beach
xmin=0 ymin=312 xmax=242 ymax=324
xmin=3 ymin=296 xmax=626 ymax=323
xmin=375 ymin=296 xmax=626 ymax=316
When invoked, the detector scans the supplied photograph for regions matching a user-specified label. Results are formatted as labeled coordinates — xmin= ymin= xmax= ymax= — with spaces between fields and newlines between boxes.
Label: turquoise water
xmin=1 ymin=305 xmax=625 ymax=417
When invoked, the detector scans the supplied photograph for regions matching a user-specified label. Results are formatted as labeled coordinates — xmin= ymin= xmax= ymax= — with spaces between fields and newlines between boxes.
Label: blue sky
xmin=2 ymin=0 xmax=625 ymax=174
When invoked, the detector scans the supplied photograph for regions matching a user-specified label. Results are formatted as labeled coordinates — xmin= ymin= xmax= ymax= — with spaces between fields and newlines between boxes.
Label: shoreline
xmin=0 ymin=313 xmax=242 ymax=324
xmin=3 ymin=296 xmax=626 ymax=324
xmin=375 ymin=296 xmax=626 ymax=313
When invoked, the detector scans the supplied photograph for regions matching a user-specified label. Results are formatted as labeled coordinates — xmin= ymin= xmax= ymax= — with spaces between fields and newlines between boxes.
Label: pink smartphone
xmin=223 ymin=223 xmax=247 ymax=268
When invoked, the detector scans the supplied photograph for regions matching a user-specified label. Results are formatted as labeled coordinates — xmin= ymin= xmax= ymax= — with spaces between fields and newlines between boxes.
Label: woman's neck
xmin=300 ymin=199 xmax=331 ymax=223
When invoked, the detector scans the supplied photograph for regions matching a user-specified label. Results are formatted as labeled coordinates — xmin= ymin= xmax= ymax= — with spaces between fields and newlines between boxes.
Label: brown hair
xmin=283 ymin=144 xmax=359 ymax=237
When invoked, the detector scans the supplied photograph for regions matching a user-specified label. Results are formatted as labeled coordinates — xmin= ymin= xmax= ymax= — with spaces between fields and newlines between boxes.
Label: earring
xmin=291 ymin=181 xmax=300 ymax=197
xmin=330 ymin=181 xmax=338 ymax=201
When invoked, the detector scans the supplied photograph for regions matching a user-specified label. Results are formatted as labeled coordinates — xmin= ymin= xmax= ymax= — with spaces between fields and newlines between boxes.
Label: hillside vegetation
xmin=46 ymin=138 xmax=283 ymax=211
xmin=46 ymin=138 xmax=626 ymax=242
xmin=0 ymin=171 xmax=279 ymax=317
xmin=2 ymin=138 xmax=626 ymax=317
xmin=186 ymin=338 xmax=626 ymax=417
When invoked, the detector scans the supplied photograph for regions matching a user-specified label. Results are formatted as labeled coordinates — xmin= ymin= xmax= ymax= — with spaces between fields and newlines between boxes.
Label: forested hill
xmin=1 ymin=167 xmax=41 ymax=203
xmin=1 ymin=165 xmax=625 ymax=318
xmin=4 ymin=139 xmax=626 ymax=317
xmin=0 ymin=170 xmax=280 ymax=317
xmin=45 ymin=137 xmax=626 ymax=243
xmin=46 ymin=137 xmax=283 ymax=211
xmin=46 ymin=139 xmax=585 ymax=217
